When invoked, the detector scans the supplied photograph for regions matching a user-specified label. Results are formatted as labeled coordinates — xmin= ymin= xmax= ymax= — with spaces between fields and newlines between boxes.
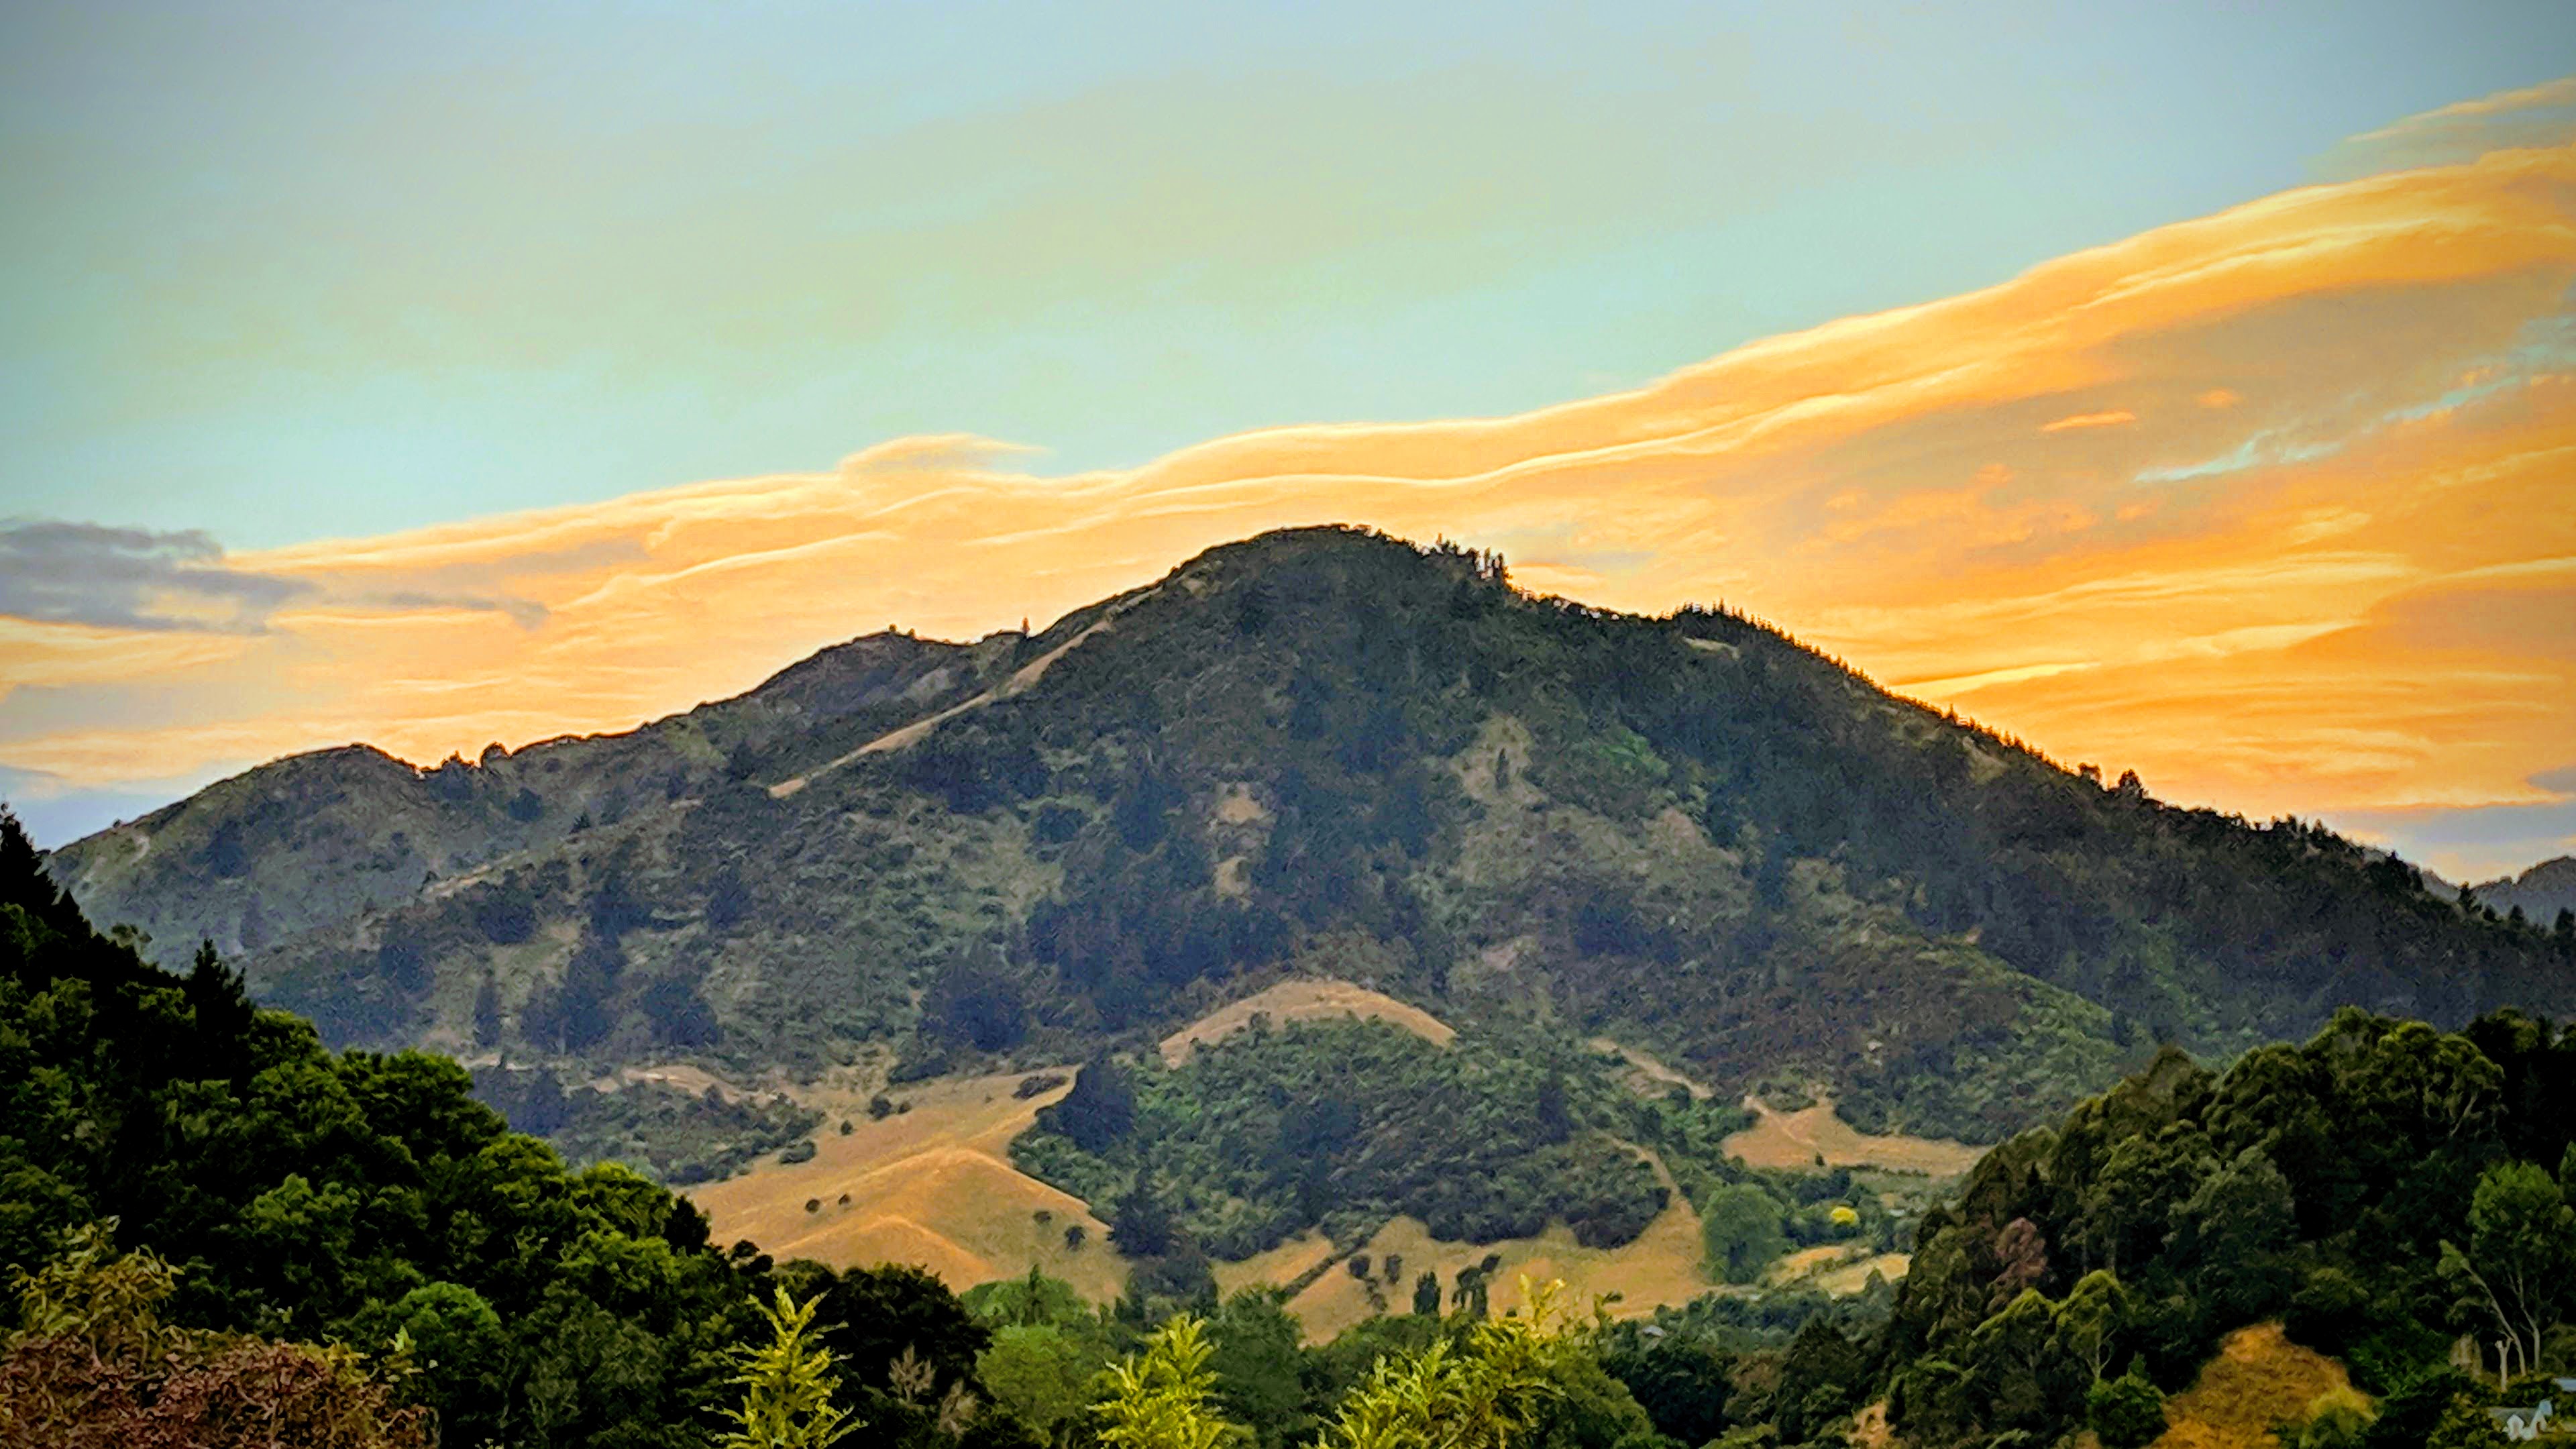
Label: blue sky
xmin=5 ymin=1 xmax=2569 ymax=546
xmin=3 ymin=3 xmax=2573 ymax=882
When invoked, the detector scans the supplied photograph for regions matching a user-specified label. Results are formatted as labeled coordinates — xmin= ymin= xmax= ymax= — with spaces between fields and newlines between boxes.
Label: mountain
xmin=40 ymin=527 xmax=2576 ymax=1151
xmin=2475 ymin=855 xmax=2576 ymax=928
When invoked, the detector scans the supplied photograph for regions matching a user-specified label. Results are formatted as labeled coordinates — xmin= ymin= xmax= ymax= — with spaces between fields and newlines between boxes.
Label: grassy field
xmin=1155 ymin=977 xmax=1456 ymax=1065
xmin=1213 ymin=1139 xmax=1713 ymax=1344
xmin=1721 ymin=1093 xmax=1986 ymax=1175
xmin=2146 ymin=1322 xmax=2358 ymax=1449
xmin=688 ymin=987 xmax=1936 ymax=1330
xmin=687 ymin=1067 xmax=1126 ymax=1303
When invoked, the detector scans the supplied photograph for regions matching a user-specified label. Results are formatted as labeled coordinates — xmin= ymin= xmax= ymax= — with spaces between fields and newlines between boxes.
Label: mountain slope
xmin=2475 ymin=855 xmax=2576 ymax=928
xmin=40 ymin=527 xmax=2576 ymax=1144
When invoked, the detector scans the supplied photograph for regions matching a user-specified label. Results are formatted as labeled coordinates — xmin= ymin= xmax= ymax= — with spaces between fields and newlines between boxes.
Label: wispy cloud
xmin=0 ymin=522 xmax=313 ymax=634
xmin=5 ymin=80 xmax=2575 ymax=880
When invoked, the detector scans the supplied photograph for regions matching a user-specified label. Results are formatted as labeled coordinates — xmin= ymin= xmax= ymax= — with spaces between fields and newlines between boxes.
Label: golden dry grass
xmin=1157 ymin=978 xmax=1456 ymax=1067
xmin=1238 ymin=1142 xmax=1711 ymax=1344
xmin=1765 ymin=1243 xmax=1911 ymax=1295
xmin=688 ymin=1068 xmax=1126 ymax=1302
xmin=1722 ymin=1095 xmax=1986 ymax=1177
xmin=2148 ymin=1322 xmax=2357 ymax=1449
xmin=1815 ymin=1252 xmax=1911 ymax=1295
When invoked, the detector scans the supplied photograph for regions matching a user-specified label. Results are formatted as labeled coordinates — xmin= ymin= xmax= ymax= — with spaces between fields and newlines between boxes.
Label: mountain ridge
xmin=40 ymin=525 xmax=2576 ymax=1152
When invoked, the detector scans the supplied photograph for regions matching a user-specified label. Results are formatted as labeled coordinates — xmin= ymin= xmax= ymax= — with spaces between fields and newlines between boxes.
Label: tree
xmin=1700 ymin=1183 xmax=1788 ymax=1285
xmin=2288 ymin=1386 xmax=2377 ymax=1448
xmin=976 ymin=1324 xmax=1100 ymax=1440
xmin=1412 ymin=1272 xmax=1442 ymax=1318
xmin=471 ymin=973 xmax=502 ymax=1048
xmin=1319 ymin=1279 xmax=1574 ymax=1449
xmin=2168 ymin=1146 xmax=2297 ymax=1328
xmin=1110 ymin=1169 xmax=1180 ymax=1259
xmin=2440 ymin=1159 xmax=2575 ymax=1385
xmin=1604 ymin=1336 xmax=1731 ymax=1446
xmin=2425 ymin=1393 xmax=2511 ymax=1448
xmin=2055 ymin=1269 xmax=2129 ymax=1381
xmin=815 ymin=1264 xmax=990 ymax=1399
xmin=1046 ymin=1057 xmax=1136 ymax=1153
xmin=717 ymin=1287 xmax=859 ymax=1449
xmin=2087 ymin=1368 xmax=2166 ymax=1449
xmin=1208 ymin=1287 xmax=1306 ymax=1444
xmin=1094 ymin=1316 xmax=1246 ymax=1449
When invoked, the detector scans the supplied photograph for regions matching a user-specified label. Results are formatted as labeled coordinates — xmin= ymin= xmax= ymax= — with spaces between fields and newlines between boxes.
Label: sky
xmin=1 ymin=3 xmax=2573 ymax=881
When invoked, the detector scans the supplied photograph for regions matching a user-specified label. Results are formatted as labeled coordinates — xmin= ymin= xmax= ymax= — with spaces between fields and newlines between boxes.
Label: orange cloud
xmin=5 ymin=89 xmax=2575 ymax=879
xmin=2041 ymin=409 xmax=2138 ymax=432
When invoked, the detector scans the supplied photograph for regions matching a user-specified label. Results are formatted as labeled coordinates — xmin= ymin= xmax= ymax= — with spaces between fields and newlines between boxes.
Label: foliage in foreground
xmin=1882 ymin=1008 xmax=2576 ymax=1448
xmin=0 ymin=1220 xmax=433 ymax=1449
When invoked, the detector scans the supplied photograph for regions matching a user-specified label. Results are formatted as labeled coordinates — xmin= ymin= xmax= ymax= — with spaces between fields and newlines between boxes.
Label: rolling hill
xmin=40 ymin=526 xmax=2575 ymax=1163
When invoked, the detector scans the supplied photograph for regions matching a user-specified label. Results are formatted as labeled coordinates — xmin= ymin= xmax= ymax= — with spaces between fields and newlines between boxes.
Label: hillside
xmin=2475 ymin=855 xmax=2576 ymax=929
xmin=40 ymin=527 xmax=2576 ymax=1166
xmin=1875 ymin=1006 xmax=2575 ymax=1448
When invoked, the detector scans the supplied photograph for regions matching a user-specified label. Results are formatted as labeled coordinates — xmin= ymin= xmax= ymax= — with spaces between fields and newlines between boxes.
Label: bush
xmin=779 ymin=1140 xmax=818 ymax=1165
xmin=2090 ymin=1371 xmax=2167 ymax=1449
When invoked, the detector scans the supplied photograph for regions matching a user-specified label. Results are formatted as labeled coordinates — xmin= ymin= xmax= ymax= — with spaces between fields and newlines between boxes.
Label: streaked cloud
xmin=2041 ymin=409 xmax=2137 ymax=432
xmin=0 ymin=523 xmax=313 ymax=634
xmin=4 ymin=80 xmax=2575 ymax=879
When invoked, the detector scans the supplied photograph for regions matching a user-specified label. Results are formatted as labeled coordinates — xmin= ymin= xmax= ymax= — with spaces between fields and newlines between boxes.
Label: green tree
xmin=1315 ymin=1279 xmax=1640 ymax=1449
xmin=1699 ymin=1183 xmax=1788 ymax=1285
xmin=2425 ymin=1393 xmax=2510 ymax=1448
xmin=1095 ymin=1316 xmax=1247 ymax=1449
xmin=2054 ymin=1269 xmax=2129 ymax=1381
xmin=2440 ymin=1159 xmax=2575 ymax=1385
xmin=717 ymin=1287 xmax=859 ymax=1449
xmin=1411 ymin=1271 xmax=1442 ymax=1318
xmin=2087 ymin=1368 xmax=2167 ymax=1449
xmin=1208 ymin=1287 xmax=1306 ymax=1444
xmin=976 ymin=1324 xmax=1102 ymax=1441
xmin=2287 ymin=1386 xmax=2377 ymax=1448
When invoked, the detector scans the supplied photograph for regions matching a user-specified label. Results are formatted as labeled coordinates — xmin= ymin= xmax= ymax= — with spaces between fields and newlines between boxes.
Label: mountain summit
xmin=43 ymin=527 xmax=2574 ymax=1141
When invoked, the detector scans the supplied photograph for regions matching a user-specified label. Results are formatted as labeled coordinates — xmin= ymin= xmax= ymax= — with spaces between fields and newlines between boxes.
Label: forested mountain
xmin=43 ymin=527 xmax=2576 ymax=1152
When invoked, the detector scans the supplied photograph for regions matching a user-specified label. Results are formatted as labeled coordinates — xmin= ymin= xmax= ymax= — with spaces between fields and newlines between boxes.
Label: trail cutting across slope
xmin=769 ymin=588 xmax=1158 ymax=799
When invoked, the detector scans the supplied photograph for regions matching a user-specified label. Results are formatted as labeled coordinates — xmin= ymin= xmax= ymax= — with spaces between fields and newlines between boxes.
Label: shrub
xmin=2089 ymin=1371 xmax=2167 ymax=1449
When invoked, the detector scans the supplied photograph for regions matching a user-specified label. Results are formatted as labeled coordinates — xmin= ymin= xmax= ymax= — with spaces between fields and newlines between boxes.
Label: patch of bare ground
xmin=687 ymin=1068 xmax=1124 ymax=1303
xmin=1158 ymin=978 xmax=1455 ymax=1067
xmin=1723 ymin=1095 xmax=1986 ymax=1177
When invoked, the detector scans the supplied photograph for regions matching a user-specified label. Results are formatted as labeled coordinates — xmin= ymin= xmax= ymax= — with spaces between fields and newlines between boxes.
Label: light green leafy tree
xmin=1095 ymin=1316 xmax=1250 ymax=1449
xmin=718 ymin=1287 xmax=859 ymax=1449
xmin=2440 ymin=1159 xmax=2576 ymax=1386
xmin=979 ymin=1323 xmax=1104 ymax=1441
xmin=2053 ymin=1269 xmax=2129 ymax=1382
xmin=1319 ymin=1278 xmax=1575 ymax=1449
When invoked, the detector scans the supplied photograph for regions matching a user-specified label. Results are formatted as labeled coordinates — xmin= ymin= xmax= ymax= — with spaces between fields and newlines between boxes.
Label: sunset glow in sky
xmin=3 ymin=5 xmax=2573 ymax=881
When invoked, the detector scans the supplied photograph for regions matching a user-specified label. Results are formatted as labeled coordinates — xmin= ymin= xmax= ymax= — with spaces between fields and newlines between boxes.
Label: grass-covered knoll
xmin=1880 ymin=1007 xmax=2576 ymax=1448
xmin=48 ymin=526 xmax=2576 ymax=1169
